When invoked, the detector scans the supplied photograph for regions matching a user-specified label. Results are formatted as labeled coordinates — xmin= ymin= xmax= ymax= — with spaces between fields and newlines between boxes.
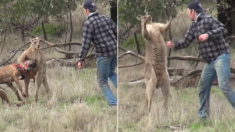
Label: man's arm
xmin=79 ymin=23 xmax=92 ymax=62
xmin=173 ymin=24 xmax=195 ymax=50
xmin=207 ymin=16 xmax=227 ymax=39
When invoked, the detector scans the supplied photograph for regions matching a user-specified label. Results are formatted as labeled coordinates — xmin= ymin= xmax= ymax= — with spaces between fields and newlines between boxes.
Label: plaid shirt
xmin=174 ymin=13 xmax=229 ymax=63
xmin=79 ymin=12 xmax=117 ymax=61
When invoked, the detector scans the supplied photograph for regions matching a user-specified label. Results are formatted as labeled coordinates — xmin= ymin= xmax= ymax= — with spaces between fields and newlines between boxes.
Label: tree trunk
xmin=41 ymin=22 xmax=47 ymax=41
xmin=66 ymin=0 xmax=73 ymax=59
xmin=21 ymin=15 xmax=25 ymax=44
xmin=134 ymin=32 xmax=142 ymax=55
xmin=0 ymin=28 xmax=7 ymax=54
xmin=231 ymin=11 xmax=235 ymax=35
xmin=165 ymin=6 xmax=173 ymax=67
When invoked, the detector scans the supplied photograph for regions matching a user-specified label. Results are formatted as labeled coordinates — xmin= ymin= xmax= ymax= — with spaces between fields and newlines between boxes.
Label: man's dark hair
xmin=188 ymin=1 xmax=205 ymax=13
xmin=83 ymin=0 xmax=97 ymax=12
xmin=89 ymin=9 xmax=96 ymax=12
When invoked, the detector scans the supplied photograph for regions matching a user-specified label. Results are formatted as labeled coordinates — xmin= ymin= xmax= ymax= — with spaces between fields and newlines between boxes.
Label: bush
xmin=122 ymin=34 xmax=145 ymax=50
xmin=32 ymin=23 xmax=65 ymax=37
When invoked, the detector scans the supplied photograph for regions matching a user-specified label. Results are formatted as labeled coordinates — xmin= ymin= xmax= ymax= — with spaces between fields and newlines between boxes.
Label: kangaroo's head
xmin=30 ymin=37 xmax=40 ymax=50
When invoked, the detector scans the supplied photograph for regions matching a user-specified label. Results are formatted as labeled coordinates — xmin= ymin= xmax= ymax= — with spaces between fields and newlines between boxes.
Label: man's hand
xmin=166 ymin=41 xmax=175 ymax=49
xmin=199 ymin=34 xmax=209 ymax=42
xmin=78 ymin=61 xmax=83 ymax=69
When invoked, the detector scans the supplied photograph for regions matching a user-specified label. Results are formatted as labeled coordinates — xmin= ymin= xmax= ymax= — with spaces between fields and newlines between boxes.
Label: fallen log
xmin=46 ymin=54 xmax=96 ymax=68
xmin=118 ymin=62 xmax=144 ymax=68
xmin=172 ymin=69 xmax=202 ymax=86
xmin=55 ymin=47 xmax=80 ymax=57
xmin=119 ymin=67 xmax=235 ymax=87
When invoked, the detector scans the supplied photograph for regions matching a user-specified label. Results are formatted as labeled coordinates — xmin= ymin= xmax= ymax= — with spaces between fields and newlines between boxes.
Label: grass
xmin=118 ymin=2 xmax=235 ymax=131
xmin=0 ymin=67 xmax=117 ymax=132
xmin=118 ymin=47 xmax=235 ymax=132
xmin=118 ymin=78 xmax=235 ymax=132
xmin=0 ymin=2 xmax=117 ymax=131
xmin=118 ymin=52 xmax=235 ymax=132
xmin=118 ymin=45 xmax=235 ymax=132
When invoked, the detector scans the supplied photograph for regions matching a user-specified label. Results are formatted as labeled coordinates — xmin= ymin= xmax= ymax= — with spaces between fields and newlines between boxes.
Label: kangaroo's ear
xmin=35 ymin=37 xmax=40 ymax=41
xmin=30 ymin=39 xmax=33 ymax=43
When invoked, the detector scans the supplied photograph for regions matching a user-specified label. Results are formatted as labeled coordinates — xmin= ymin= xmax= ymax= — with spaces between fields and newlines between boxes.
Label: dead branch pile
xmin=118 ymin=46 xmax=235 ymax=88
xmin=0 ymin=33 xmax=96 ymax=69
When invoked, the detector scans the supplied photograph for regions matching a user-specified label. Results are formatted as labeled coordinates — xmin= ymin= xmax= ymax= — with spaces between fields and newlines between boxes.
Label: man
xmin=78 ymin=0 xmax=117 ymax=106
xmin=166 ymin=1 xmax=235 ymax=119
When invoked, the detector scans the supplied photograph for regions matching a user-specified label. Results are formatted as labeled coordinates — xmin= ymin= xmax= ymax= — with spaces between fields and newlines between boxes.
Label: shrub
xmin=32 ymin=23 xmax=65 ymax=37
xmin=122 ymin=34 xmax=145 ymax=50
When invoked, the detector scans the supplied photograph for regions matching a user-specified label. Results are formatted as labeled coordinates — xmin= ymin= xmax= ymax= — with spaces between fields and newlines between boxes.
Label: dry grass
xmin=118 ymin=3 xmax=235 ymax=131
xmin=0 ymin=2 xmax=117 ymax=132
xmin=0 ymin=67 xmax=117 ymax=132
xmin=118 ymin=56 xmax=235 ymax=132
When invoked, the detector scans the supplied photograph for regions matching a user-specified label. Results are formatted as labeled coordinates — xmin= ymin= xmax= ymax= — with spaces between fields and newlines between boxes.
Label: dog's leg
xmin=160 ymin=70 xmax=170 ymax=115
xmin=7 ymin=83 xmax=22 ymax=101
xmin=13 ymin=73 xmax=25 ymax=97
xmin=0 ymin=88 xmax=9 ymax=104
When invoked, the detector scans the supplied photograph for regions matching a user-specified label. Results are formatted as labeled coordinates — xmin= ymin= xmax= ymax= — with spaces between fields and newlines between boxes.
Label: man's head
xmin=187 ymin=1 xmax=205 ymax=21
xmin=83 ymin=0 xmax=97 ymax=15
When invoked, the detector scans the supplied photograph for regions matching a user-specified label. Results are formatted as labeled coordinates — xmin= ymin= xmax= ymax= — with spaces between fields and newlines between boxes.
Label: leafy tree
xmin=118 ymin=0 xmax=178 ymax=45
xmin=118 ymin=0 xmax=174 ymax=27
xmin=0 ymin=0 xmax=79 ymax=31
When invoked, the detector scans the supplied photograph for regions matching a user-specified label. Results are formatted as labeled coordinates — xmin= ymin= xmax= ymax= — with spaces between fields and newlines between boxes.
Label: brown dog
xmin=0 ymin=59 xmax=37 ymax=101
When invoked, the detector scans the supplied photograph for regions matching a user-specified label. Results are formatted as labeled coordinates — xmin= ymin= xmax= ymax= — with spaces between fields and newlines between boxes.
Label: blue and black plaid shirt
xmin=79 ymin=12 xmax=117 ymax=61
xmin=174 ymin=13 xmax=229 ymax=63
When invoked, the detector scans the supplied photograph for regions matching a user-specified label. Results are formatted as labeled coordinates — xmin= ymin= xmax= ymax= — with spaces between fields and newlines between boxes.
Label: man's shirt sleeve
xmin=79 ymin=22 xmax=93 ymax=61
xmin=174 ymin=24 xmax=195 ymax=50
xmin=207 ymin=16 xmax=227 ymax=39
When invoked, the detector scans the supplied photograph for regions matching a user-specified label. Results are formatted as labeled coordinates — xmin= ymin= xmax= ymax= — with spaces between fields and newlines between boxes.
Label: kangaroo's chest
xmin=27 ymin=51 xmax=44 ymax=64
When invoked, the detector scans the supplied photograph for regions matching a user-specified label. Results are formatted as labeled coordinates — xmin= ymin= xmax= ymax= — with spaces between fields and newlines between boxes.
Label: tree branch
xmin=168 ymin=56 xmax=204 ymax=62
xmin=55 ymin=47 xmax=79 ymax=56
xmin=0 ymin=42 xmax=30 ymax=66
xmin=118 ymin=62 xmax=144 ymax=68
xmin=118 ymin=46 xmax=145 ymax=60
xmin=172 ymin=69 xmax=202 ymax=86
